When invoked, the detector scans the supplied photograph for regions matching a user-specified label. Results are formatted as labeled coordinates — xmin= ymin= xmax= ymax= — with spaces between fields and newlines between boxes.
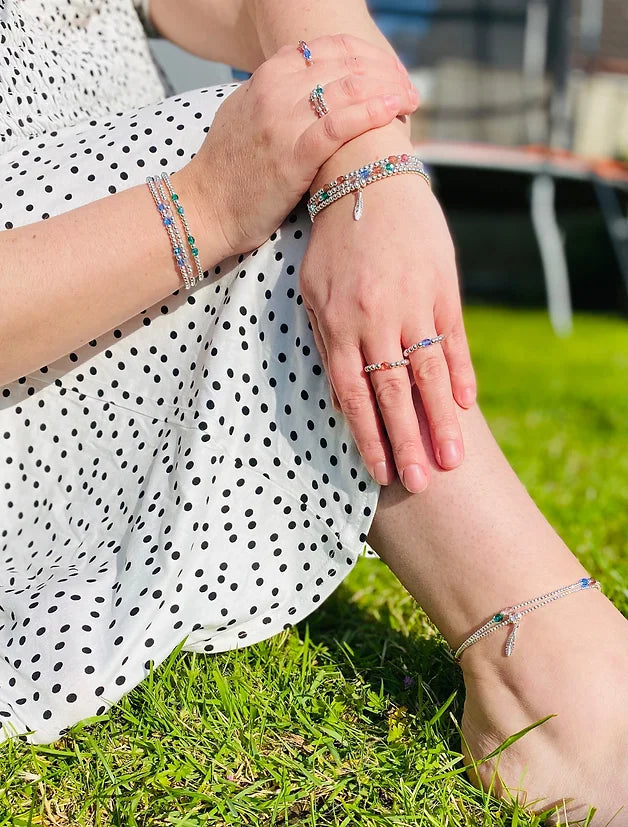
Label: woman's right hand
xmin=184 ymin=34 xmax=419 ymax=258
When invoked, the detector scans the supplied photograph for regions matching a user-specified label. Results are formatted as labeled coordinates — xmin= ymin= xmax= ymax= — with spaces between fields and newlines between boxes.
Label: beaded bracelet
xmin=160 ymin=171 xmax=205 ymax=284
xmin=156 ymin=176 xmax=198 ymax=289
xmin=307 ymin=153 xmax=431 ymax=222
xmin=146 ymin=174 xmax=201 ymax=290
xmin=146 ymin=175 xmax=194 ymax=289
xmin=453 ymin=576 xmax=602 ymax=663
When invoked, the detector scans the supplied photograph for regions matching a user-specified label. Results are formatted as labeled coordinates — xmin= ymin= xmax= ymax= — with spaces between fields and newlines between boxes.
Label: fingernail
xmin=383 ymin=94 xmax=401 ymax=110
xmin=402 ymin=464 xmax=428 ymax=494
xmin=439 ymin=440 xmax=462 ymax=468
xmin=373 ymin=461 xmax=390 ymax=485
xmin=460 ymin=387 xmax=476 ymax=406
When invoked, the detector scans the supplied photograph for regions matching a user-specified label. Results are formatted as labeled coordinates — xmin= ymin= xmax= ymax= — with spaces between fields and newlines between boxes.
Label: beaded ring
xmin=298 ymin=40 xmax=313 ymax=65
xmin=310 ymin=84 xmax=329 ymax=118
xmin=403 ymin=334 xmax=445 ymax=358
xmin=364 ymin=358 xmax=410 ymax=373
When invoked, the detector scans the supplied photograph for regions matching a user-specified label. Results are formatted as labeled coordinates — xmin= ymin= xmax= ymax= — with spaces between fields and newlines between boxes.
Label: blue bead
xmin=304 ymin=49 xmax=311 ymax=59
xmin=174 ymin=247 xmax=182 ymax=254
xmin=176 ymin=257 xmax=185 ymax=265
xmin=163 ymin=217 xmax=173 ymax=226
xmin=157 ymin=203 xmax=167 ymax=212
xmin=420 ymin=338 xmax=432 ymax=347
xmin=580 ymin=577 xmax=589 ymax=587
xmin=360 ymin=169 xmax=369 ymax=180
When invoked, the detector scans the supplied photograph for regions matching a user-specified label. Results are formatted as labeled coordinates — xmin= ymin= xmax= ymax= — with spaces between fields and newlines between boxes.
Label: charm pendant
xmin=504 ymin=619 xmax=520 ymax=656
xmin=353 ymin=188 xmax=363 ymax=221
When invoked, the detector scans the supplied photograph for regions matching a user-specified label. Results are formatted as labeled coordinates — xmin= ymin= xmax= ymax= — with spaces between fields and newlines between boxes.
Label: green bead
xmin=187 ymin=235 xmax=195 ymax=244
xmin=385 ymin=162 xmax=394 ymax=172
xmin=171 ymin=193 xmax=179 ymax=201
xmin=493 ymin=613 xmax=503 ymax=623
xmin=177 ymin=206 xmax=184 ymax=214
xmin=321 ymin=192 xmax=329 ymax=200
xmin=191 ymin=247 xmax=199 ymax=256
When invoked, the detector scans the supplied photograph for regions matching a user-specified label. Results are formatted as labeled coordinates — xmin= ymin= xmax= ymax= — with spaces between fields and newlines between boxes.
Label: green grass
xmin=1 ymin=308 xmax=627 ymax=827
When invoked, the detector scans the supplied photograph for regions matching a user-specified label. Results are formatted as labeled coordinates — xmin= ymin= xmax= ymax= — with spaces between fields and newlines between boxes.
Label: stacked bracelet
xmin=453 ymin=576 xmax=602 ymax=663
xmin=307 ymin=153 xmax=431 ymax=222
xmin=146 ymin=173 xmax=204 ymax=290
xmin=160 ymin=171 xmax=204 ymax=284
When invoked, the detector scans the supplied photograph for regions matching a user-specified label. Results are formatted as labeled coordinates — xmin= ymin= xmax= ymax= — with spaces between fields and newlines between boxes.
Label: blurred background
xmin=148 ymin=0 xmax=628 ymax=333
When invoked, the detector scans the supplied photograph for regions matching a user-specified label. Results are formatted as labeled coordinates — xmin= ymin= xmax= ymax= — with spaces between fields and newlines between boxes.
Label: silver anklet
xmin=453 ymin=576 xmax=602 ymax=664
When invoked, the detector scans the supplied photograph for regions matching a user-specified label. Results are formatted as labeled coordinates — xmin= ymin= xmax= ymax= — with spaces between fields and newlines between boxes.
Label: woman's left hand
xmin=299 ymin=164 xmax=477 ymax=494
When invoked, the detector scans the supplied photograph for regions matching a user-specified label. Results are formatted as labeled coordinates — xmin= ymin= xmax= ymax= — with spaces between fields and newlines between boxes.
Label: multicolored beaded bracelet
xmin=155 ymin=176 xmax=197 ymax=289
xmin=453 ymin=576 xmax=602 ymax=663
xmin=160 ymin=171 xmax=205 ymax=284
xmin=307 ymin=153 xmax=431 ymax=222
xmin=146 ymin=175 xmax=195 ymax=290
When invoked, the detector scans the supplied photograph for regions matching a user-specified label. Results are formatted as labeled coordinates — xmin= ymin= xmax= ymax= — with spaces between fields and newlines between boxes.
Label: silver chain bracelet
xmin=453 ymin=576 xmax=602 ymax=663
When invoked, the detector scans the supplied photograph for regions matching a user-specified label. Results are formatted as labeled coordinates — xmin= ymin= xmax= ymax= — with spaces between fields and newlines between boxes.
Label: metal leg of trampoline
xmin=530 ymin=173 xmax=573 ymax=336
xmin=592 ymin=178 xmax=628 ymax=304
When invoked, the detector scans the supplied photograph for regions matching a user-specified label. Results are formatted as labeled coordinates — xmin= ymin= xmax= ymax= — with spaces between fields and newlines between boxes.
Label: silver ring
xmin=364 ymin=358 xmax=410 ymax=374
xmin=402 ymin=334 xmax=445 ymax=358
xmin=298 ymin=40 xmax=313 ymax=65
xmin=310 ymin=84 xmax=329 ymax=117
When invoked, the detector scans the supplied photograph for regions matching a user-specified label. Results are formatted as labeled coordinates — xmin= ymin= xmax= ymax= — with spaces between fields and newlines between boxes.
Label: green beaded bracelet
xmin=160 ymin=171 xmax=205 ymax=283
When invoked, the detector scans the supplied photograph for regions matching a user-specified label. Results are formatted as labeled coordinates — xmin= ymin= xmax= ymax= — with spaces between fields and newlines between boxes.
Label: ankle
xmin=458 ymin=585 xmax=617 ymax=688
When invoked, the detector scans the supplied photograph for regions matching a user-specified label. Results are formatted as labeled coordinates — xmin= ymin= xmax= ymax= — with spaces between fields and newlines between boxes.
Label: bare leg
xmin=367 ymin=387 xmax=628 ymax=824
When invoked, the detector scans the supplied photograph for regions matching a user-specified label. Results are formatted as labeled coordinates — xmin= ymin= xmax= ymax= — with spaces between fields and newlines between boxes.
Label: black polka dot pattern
xmin=0 ymin=1 xmax=380 ymax=745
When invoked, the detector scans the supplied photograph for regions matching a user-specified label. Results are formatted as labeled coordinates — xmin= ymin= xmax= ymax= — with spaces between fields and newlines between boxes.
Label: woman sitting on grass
xmin=0 ymin=0 xmax=626 ymax=822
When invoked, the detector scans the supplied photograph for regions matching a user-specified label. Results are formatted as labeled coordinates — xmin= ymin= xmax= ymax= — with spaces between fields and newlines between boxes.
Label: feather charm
xmin=353 ymin=189 xmax=363 ymax=221
xmin=505 ymin=620 xmax=520 ymax=656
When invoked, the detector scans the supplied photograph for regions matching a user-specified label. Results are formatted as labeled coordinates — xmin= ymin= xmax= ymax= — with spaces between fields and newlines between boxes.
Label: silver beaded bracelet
xmin=146 ymin=175 xmax=195 ymax=289
xmin=307 ymin=153 xmax=431 ymax=222
xmin=160 ymin=171 xmax=205 ymax=284
xmin=453 ymin=576 xmax=602 ymax=663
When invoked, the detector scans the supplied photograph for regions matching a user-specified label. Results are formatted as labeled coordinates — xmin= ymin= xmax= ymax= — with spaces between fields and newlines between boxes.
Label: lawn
xmin=1 ymin=307 xmax=626 ymax=827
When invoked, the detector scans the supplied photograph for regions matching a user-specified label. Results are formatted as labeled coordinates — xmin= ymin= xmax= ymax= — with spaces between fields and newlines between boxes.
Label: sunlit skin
xmin=367 ymin=390 xmax=628 ymax=823
xmin=4 ymin=0 xmax=626 ymax=818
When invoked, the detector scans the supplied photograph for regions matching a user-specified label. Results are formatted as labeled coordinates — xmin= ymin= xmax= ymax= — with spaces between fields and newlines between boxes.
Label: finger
xmin=303 ymin=304 xmax=341 ymax=411
xmin=403 ymin=326 xmax=464 ymax=471
xmin=436 ymin=306 xmax=477 ymax=409
xmin=292 ymin=52 xmax=412 ymax=100
xmin=362 ymin=340 xmax=430 ymax=494
xmin=326 ymin=344 xmax=395 ymax=486
xmin=296 ymin=95 xmax=403 ymax=172
xmin=280 ymin=33 xmax=410 ymax=86
xmin=302 ymin=75 xmax=419 ymax=121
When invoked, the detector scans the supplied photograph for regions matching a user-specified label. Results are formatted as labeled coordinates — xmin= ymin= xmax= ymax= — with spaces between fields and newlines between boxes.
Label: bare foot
xmin=459 ymin=588 xmax=628 ymax=825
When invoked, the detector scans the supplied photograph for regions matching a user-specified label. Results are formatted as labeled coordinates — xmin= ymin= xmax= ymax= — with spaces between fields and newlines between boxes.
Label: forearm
xmin=0 ymin=168 xmax=225 ymax=386
xmin=147 ymin=0 xmax=265 ymax=72
xmin=250 ymin=0 xmax=390 ymax=60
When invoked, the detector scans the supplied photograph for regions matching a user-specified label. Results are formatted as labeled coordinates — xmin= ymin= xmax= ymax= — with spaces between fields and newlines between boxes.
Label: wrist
xmin=311 ymin=117 xmax=413 ymax=194
xmin=170 ymin=163 xmax=234 ymax=270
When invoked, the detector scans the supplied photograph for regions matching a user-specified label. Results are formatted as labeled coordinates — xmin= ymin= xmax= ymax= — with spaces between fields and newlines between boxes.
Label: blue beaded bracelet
xmin=160 ymin=171 xmax=204 ymax=284
xmin=146 ymin=175 xmax=195 ymax=289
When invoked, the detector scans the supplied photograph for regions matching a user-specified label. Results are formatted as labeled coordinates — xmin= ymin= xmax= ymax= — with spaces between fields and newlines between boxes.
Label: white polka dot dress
xmin=0 ymin=0 xmax=381 ymax=744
